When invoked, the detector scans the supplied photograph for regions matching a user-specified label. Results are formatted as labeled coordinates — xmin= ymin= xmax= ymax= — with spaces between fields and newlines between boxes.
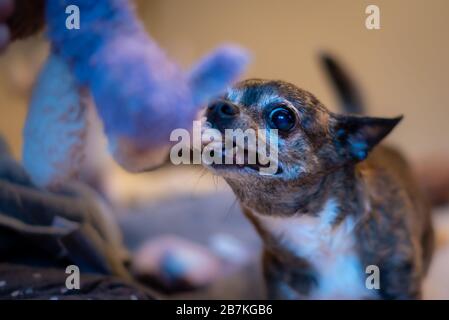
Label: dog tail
xmin=319 ymin=53 xmax=365 ymax=115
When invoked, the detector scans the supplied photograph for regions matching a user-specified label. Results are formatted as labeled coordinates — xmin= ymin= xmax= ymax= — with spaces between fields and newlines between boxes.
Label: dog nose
xmin=206 ymin=101 xmax=240 ymax=131
xmin=209 ymin=101 xmax=240 ymax=118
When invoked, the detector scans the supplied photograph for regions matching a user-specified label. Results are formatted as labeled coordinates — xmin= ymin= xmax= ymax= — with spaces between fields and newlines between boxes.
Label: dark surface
xmin=120 ymin=192 xmax=258 ymax=250
xmin=0 ymin=135 xmax=155 ymax=300
xmin=0 ymin=263 xmax=154 ymax=300
xmin=119 ymin=191 xmax=266 ymax=299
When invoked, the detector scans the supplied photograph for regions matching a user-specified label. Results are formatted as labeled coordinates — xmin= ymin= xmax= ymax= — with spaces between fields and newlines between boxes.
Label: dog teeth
xmin=202 ymin=121 xmax=213 ymax=130
xmin=223 ymin=147 xmax=232 ymax=158
xmin=257 ymin=154 xmax=270 ymax=166
xmin=201 ymin=128 xmax=222 ymax=146
xmin=235 ymin=146 xmax=245 ymax=165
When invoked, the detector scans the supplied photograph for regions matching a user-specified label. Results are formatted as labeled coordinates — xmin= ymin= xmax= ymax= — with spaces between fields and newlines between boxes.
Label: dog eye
xmin=268 ymin=106 xmax=296 ymax=132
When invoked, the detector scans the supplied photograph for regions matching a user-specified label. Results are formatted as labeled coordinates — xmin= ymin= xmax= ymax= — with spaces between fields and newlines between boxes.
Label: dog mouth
xmin=207 ymin=145 xmax=283 ymax=175
xmin=211 ymin=148 xmax=267 ymax=169
xmin=200 ymin=120 xmax=283 ymax=175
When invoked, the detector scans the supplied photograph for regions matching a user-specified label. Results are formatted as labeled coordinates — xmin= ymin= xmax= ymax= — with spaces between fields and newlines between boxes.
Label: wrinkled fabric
xmin=0 ymin=263 xmax=154 ymax=300
xmin=0 ymin=136 xmax=155 ymax=299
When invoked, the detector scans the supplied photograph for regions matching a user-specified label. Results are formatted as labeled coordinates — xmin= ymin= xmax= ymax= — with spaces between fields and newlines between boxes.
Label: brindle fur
xmin=205 ymin=79 xmax=433 ymax=299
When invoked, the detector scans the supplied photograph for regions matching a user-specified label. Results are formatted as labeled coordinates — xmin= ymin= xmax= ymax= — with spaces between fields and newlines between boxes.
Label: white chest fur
xmin=255 ymin=198 xmax=376 ymax=299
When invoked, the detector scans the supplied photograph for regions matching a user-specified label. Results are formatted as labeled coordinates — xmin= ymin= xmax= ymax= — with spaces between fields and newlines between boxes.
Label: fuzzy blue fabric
xmin=46 ymin=0 xmax=249 ymax=149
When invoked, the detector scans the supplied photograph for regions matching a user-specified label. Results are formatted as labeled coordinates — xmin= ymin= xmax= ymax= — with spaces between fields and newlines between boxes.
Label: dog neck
xmin=238 ymin=164 xmax=368 ymax=251
xmin=239 ymin=165 xmax=373 ymax=299
xmin=231 ymin=164 xmax=365 ymax=219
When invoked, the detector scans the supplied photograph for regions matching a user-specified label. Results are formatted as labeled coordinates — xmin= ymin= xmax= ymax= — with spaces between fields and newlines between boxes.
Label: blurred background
xmin=1 ymin=0 xmax=449 ymax=299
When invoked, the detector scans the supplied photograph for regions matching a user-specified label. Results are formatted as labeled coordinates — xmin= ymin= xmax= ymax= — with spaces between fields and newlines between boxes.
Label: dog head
xmin=203 ymin=79 xmax=401 ymax=213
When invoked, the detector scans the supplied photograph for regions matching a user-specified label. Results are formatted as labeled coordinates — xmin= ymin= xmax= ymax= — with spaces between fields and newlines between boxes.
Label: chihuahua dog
xmin=202 ymin=56 xmax=433 ymax=299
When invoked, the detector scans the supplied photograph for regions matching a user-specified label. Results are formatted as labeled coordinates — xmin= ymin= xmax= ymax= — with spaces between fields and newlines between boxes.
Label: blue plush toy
xmin=23 ymin=0 xmax=249 ymax=187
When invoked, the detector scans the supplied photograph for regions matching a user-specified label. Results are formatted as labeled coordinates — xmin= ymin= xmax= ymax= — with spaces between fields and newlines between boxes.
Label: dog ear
xmin=332 ymin=114 xmax=403 ymax=161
